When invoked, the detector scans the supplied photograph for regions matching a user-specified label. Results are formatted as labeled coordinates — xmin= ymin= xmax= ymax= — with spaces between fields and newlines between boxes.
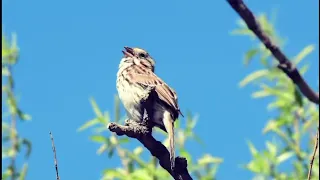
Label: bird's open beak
xmin=122 ymin=46 xmax=134 ymax=57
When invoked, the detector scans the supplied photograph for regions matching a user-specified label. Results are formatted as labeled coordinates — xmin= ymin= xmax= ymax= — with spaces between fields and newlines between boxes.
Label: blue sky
xmin=2 ymin=0 xmax=319 ymax=179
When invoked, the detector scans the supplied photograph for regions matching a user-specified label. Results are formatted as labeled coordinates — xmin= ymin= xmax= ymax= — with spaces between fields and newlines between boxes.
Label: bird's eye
xmin=139 ymin=53 xmax=146 ymax=58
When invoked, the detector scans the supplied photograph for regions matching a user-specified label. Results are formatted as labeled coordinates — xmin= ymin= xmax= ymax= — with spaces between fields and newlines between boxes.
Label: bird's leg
xmin=109 ymin=106 xmax=151 ymax=138
xmin=114 ymin=103 xmax=152 ymax=138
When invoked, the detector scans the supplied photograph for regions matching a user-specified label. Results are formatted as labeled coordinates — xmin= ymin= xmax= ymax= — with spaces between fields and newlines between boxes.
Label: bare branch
xmin=50 ymin=132 xmax=60 ymax=180
xmin=308 ymin=128 xmax=319 ymax=180
xmin=108 ymin=119 xmax=192 ymax=180
xmin=227 ymin=0 xmax=319 ymax=105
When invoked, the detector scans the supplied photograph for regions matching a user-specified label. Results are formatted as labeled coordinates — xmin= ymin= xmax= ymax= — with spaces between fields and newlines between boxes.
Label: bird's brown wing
xmin=129 ymin=70 xmax=182 ymax=116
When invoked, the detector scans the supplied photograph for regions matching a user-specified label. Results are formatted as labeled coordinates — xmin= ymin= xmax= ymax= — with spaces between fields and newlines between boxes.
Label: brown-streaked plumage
xmin=116 ymin=46 xmax=183 ymax=170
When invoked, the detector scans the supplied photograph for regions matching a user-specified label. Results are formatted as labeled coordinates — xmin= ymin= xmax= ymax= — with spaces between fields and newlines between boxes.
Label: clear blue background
xmin=2 ymin=0 xmax=319 ymax=179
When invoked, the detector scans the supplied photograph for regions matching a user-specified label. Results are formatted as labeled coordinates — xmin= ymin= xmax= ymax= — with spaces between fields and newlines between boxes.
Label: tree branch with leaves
xmin=227 ymin=0 xmax=319 ymax=179
xmin=2 ymin=33 xmax=32 ymax=180
xmin=78 ymin=96 xmax=222 ymax=180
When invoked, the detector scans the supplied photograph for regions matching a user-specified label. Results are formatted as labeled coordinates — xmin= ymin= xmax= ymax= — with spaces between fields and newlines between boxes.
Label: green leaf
xmin=97 ymin=143 xmax=107 ymax=155
xmin=174 ymin=117 xmax=181 ymax=128
xmin=236 ymin=19 xmax=247 ymax=28
xmin=207 ymin=164 xmax=220 ymax=177
xmin=6 ymin=90 xmax=18 ymax=115
xmin=239 ymin=69 xmax=269 ymax=87
xmin=77 ymin=118 xmax=99 ymax=132
xmin=125 ymin=150 xmax=151 ymax=172
xmin=89 ymin=97 xmax=103 ymax=117
xmin=21 ymin=138 xmax=32 ymax=158
xmin=2 ymin=33 xmax=19 ymax=65
xmin=263 ymin=120 xmax=278 ymax=134
xmin=98 ymin=112 xmax=110 ymax=128
xmin=258 ymin=14 xmax=275 ymax=37
xmin=244 ymin=48 xmax=259 ymax=65
xmin=276 ymin=151 xmax=294 ymax=164
xmin=198 ymin=154 xmax=223 ymax=166
xmin=278 ymin=173 xmax=288 ymax=180
xmin=192 ymin=134 xmax=204 ymax=146
xmin=103 ymin=169 xmax=127 ymax=179
xmin=293 ymin=161 xmax=304 ymax=178
xmin=2 ymin=147 xmax=11 ymax=159
xmin=299 ymin=64 xmax=309 ymax=75
xmin=153 ymin=170 xmax=170 ymax=179
xmin=187 ymin=116 xmax=198 ymax=130
xmin=118 ymin=137 xmax=130 ymax=145
xmin=17 ymin=109 xmax=32 ymax=121
xmin=8 ymin=75 xmax=14 ymax=89
xmin=18 ymin=163 xmax=28 ymax=180
xmin=293 ymin=45 xmax=314 ymax=65
xmin=294 ymin=87 xmax=303 ymax=107
xmin=180 ymin=148 xmax=192 ymax=164
xmin=252 ymin=175 xmax=266 ymax=180
xmin=107 ymin=147 xmax=115 ymax=158
xmin=246 ymin=161 xmax=260 ymax=173
xmin=260 ymin=84 xmax=293 ymax=101
xmin=130 ymin=169 xmax=152 ymax=180
xmin=6 ymin=148 xmax=16 ymax=158
xmin=109 ymin=136 xmax=117 ymax=145
xmin=247 ymin=141 xmax=258 ymax=157
xmin=267 ymin=99 xmax=287 ymax=110
xmin=2 ymin=66 xmax=10 ymax=76
xmin=99 ymin=112 xmax=110 ymax=125
xmin=94 ymin=126 xmax=109 ymax=133
xmin=302 ymin=119 xmax=313 ymax=134
xmin=251 ymin=90 xmax=271 ymax=99
xmin=265 ymin=141 xmax=277 ymax=156
xmin=230 ymin=29 xmax=255 ymax=37
xmin=90 ymin=135 xmax=107 ymax=143
xmin=2 ymin=122 xmax=10 ymax=132
xmin=133 ymin=147 xmax=143 ymax=155
xmin=2 ymin=168 xmax=12 ymax=180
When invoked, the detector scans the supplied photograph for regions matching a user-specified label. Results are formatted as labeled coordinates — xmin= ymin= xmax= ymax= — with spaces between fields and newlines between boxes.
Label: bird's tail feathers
xmin=163 ymin=111 xmax=175 ymax=171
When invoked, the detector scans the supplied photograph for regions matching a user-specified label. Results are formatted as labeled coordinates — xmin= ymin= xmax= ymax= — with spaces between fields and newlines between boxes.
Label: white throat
xmin=117 ymin=57 xmax=134 ymax=76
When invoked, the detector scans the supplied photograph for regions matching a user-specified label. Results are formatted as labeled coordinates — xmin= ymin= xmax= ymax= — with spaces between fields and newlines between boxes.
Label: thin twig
xmin=50 ymin=132 xmax=60 ymax=180
xmin=308 ymin=127 xmax=319 ymax=180
xmin=227 ymin=0 xmax=319 ymax=105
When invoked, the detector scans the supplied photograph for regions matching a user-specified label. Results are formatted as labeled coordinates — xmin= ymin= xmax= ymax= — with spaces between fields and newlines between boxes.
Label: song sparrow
xmin=116 ymin=46 xmax=183 ymax=170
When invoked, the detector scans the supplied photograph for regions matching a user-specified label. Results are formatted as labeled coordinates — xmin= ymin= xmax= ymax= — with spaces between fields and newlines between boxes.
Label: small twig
xmin=307 ymin=127 xmax=319 ymax=180
xmin=108 ymin=119 xmax=192 ymax=180
xmin=226 ymin=0 xmax=319 ymax=105
xmin=50 ymin=132 xmax=60 ymax=180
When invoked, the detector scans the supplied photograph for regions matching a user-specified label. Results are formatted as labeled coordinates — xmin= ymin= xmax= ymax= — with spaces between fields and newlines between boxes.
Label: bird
xmin=116 ymin=46 xmax=183 ymax=171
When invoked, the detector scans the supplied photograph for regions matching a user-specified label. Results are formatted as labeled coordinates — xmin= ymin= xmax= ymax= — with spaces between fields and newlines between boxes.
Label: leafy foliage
xmin=233 ymin=13 xmax=319 ymax=180
xmin=2 ymin=33 xmax=32 ymax=180
xmin=78 ymin=96 xmax=223 ymax=180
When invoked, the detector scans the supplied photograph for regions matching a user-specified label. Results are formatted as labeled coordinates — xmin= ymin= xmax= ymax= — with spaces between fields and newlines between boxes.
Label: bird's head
xmin=121 ymin=46 xmax=155 ymax=71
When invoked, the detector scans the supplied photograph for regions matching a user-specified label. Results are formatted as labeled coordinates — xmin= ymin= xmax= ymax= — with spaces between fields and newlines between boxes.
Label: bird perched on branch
xmin=116 ymin=46 xmax=183 ymax=170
